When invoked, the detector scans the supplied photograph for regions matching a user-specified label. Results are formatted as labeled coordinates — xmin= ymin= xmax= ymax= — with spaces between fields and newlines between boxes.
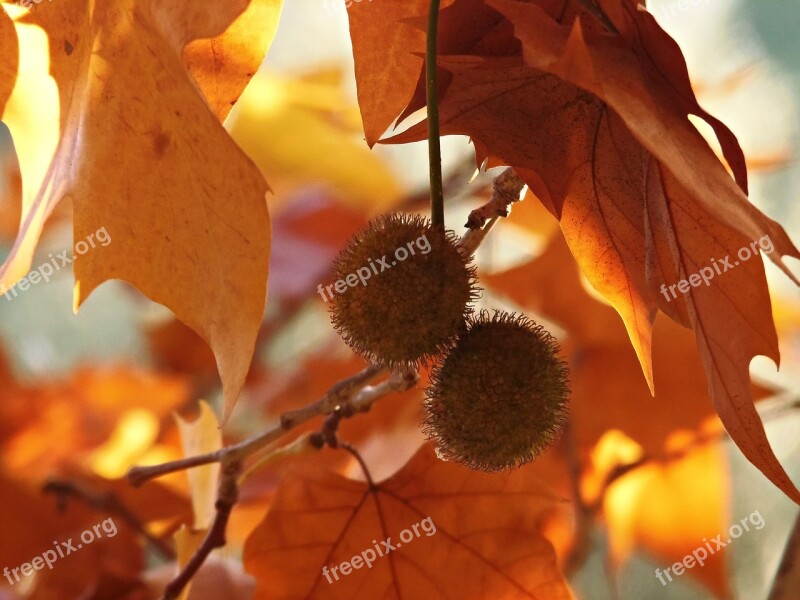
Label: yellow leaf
xmin=227 ymin=69 xmax=402 ymax=212
xmin=0 ymin=0 xmax=281 ymax=420
xmin=176 ymin=401 xmax=222 ymax=530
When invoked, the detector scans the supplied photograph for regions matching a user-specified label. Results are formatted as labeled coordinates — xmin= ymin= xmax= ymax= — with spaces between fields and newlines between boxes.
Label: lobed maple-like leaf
xmin=485 ymin=230 xmax=746 ymax=595
xmin=244 ymin=444 xmax=573 ymax=599
xmin=355 ymin=0 xmax=799 ymax=502
xmin=0 ymin=0 xmax=282 ymax=420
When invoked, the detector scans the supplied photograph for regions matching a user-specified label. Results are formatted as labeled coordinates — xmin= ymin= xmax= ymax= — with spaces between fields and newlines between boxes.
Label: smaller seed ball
xmin=329 ymin=213 xmax=478 ymax=367
xmin=424 ymin=310 xmax=569 ymax=472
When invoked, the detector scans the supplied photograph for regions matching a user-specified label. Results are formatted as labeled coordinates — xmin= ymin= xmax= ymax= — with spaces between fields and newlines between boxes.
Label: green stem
xmin=426 ymin=0 xmax=445 ymax=230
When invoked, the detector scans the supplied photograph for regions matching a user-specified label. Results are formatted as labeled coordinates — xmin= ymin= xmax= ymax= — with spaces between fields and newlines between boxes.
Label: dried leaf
xmin=244 ymin=444 xmax=573 ymax=599
xmin=0 ymin=0 xmax=279 ymax=420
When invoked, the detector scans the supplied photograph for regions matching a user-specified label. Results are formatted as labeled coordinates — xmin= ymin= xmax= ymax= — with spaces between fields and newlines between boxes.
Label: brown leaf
xmin=346 ymin=0 xmax=455 ymax=146
xmin=0 ymin=366 xmax=190 ymax=479
xmin=388 ymin=0 xmax=799 ymax=502
xmin=483 ymin=231 xmax=772 ymax=459
xmin=243 ymin=444 xmax=573 ymax=599
xmin=0 ymin=471 xmax=143 ymax=600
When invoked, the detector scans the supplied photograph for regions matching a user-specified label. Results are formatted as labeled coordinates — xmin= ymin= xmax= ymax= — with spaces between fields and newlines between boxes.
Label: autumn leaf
xmin=490 ymin=0 xmax=800 ymax=504
xmin=0 ymin=471 xmax=143 ymax=598
xmin=0 ymin=6 xmax=16 ymax=111
xmin=227 ymin=68 xmax=403 ymax=212
xmin=175 ymin=401 xmax=223 ymax=530
xmin=244 ymin=444 xmax=573 ymax=599
xmin=0 ymin=366 xmax=191 ymax=479
xmin=347 ymin=0 xmax=455 ymax=146
xmin=0 ymin=0 xmax=281 ymax=420
xmin=483 ymin=229 xmax=776 ymax=458
xmin=595 ymin=428 xmax=732 ymax=598
xmin=183 ymin=0 xmax=283 ymax=123
xmin=381 ymin=0 xmax=799 ymax=502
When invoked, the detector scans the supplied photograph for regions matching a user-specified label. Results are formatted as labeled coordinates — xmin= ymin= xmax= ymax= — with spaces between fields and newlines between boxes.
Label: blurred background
xmin=0 ymin=0 xmax=798 ymax=598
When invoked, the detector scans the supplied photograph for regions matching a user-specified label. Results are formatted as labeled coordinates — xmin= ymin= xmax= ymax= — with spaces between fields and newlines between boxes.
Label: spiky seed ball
xmin=423 ymin=310 xmax=569 ymax=472
xmin=329 ymin=213 xmax=478 ymax=367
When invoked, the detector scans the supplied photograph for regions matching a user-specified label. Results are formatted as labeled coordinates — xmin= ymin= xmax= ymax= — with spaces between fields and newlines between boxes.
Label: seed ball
xmin=423 ymin=310 xmax=569 ymax=472
xmin=329 ymin=213 xmax=478 ymax=367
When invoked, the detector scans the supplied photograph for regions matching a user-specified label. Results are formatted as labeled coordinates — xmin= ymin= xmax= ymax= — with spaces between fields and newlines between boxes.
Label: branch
xmin=127 ymin=364 xmax=386 ymax=487
xmin=465 ymin=168 xmax=525 ymax=229
xmin=42 ymin=478 xmax=176 ymax=560
xmin=153 ymin=368 xmax=418 ymax=599
xmin=162 ymin=459 xmax=241 ymax=600
xmin=128 ymin=191 xmax=506 ymax=598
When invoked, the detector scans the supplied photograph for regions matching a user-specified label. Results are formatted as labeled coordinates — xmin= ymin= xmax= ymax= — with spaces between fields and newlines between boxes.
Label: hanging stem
xmin=427 ymin=0 xmax=445 ymax=230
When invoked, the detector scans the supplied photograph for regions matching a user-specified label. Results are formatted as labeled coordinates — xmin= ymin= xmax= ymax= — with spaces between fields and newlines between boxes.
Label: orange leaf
xmin=598 ymin=430 xmax=732 ymax=597
xmin=346 ymin=0 xmax=455 ymax=146
xmin=389 ymin=0 xmax=799 ymax=503
xmin=0 ymin=5 xmax=16 ymax=111
xmin=0 ymin=0 xmax=278 ymax=421
xmin=183 ymin=0 xmax=283 ymax=122
xmin=244 ymin=444 xmax=573 ymax=599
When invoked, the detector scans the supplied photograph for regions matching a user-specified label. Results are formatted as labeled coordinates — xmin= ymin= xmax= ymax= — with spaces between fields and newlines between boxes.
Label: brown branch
xmin=465 ymin=168 xmax=525 ymax=230
xmin=128 ymin=200 xmax=503 ymax=597
xmin=161 ymin=459 xmax=241 ymax=600
xmin=127 ymin=364 xmax=385 ymax=487
xmin=341 ymin=442 xmax=376 ymax=490
xmin=136 ymin=366 xmax=417 ymax=599
xmin=42 ymin=478 xmax=176 ymax=560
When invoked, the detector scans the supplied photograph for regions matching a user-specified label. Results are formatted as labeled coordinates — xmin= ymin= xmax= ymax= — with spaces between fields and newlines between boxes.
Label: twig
xmin=767 ymin=510 xmax=800 ymax=600
xmin=127 ymin=186 xmax=508 ymax=598
xmin=42 ymin=478 xmax=176 ymax=560
xmin=137 ymin=367 xmax=417 ymax=600
xmin=465 ymin=168 xmax=526 ymax=229
xmin=161 ymin=459 xmax=241 ymax=600
xmin=427 ymin=0 xmax=445 ymax=230
xmin=460 ymin=216 xmax=499 ymax=256
xmin=341 ymin=442 xmax=376 ymax=490
xmin=127 ymin=364 xmax=385 ymax=487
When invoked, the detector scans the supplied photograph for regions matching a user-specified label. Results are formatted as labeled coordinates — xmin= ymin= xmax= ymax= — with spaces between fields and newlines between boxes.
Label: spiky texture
xmin=424 ymin=310 xmax=569 ymax=472
xmin=329 ymin=213 xmax=478 ymax=367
